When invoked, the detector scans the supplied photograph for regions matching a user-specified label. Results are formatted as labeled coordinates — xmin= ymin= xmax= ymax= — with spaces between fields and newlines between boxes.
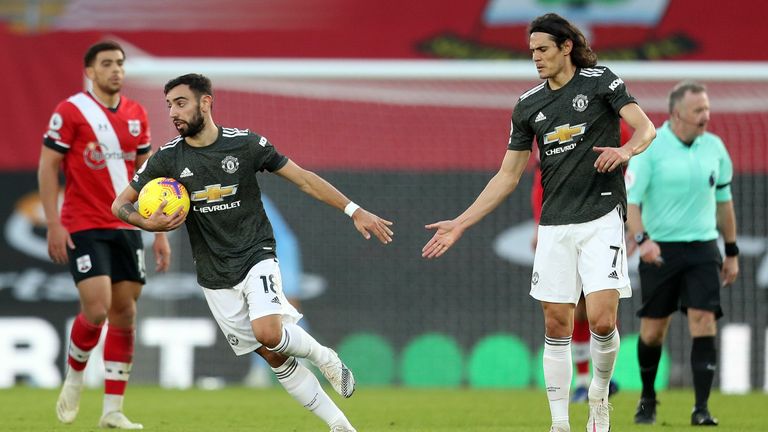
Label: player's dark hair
xmin=668 ymin=80 xmax=707 ymax=113
xmin=84 ymin=41 xmax=125 ymax=67
xmin=164 ymin=73 xmax=213 ymax=98
xmin=528 ymin=13 xmax=597 ymax=68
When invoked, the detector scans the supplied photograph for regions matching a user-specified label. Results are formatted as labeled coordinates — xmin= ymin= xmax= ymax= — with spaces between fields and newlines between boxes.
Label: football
xmin=137 ymin=177 xmax=190 ymax=218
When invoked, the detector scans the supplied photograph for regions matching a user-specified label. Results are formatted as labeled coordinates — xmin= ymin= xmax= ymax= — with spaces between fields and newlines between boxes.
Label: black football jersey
xmin=509 ymin=66 xmax=636 ymax=225
xmin=132 ymin=127 xmax=287 ymax=289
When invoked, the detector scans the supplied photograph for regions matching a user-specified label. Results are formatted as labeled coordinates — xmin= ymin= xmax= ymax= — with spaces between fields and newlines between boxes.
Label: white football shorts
xmin=201 ymin=258 xmax=302 ymax=356
xmin=530 ymin=205 xmax=631 ymax=304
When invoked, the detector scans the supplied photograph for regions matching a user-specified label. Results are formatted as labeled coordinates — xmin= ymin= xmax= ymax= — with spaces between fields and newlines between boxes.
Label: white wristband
xmin=344 ymin=202 xmax=360 ymax=217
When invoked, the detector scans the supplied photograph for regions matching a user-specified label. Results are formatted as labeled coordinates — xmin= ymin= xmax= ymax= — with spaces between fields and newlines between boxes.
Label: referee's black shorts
xmin=66 ymin=229 xmax=146 ymax=285
xmin=636 ymin=240 xmax=723 ymax=319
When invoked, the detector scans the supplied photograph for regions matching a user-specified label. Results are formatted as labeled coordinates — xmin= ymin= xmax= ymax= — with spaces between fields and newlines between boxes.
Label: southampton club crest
xmin=76 ymin=254 xmax=92 ymax=273
xmin=128 ymin=119 xmax=141 ymax=137
xmin=572 ymin=94 xmax=589 ymax=112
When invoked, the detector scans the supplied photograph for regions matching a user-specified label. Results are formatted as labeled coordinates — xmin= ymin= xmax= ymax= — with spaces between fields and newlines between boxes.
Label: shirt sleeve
xmin=625 ymin=144 xmax=652 ymax=205
xmin=715 ymin=137 xmax=734 ymax=202
xmin=507 ymin=106 xmax=534 ymax=151
xmin=130 ymin=149 xmax=169 ymax=192
xmin=42 ymin=101 xmax=77 ymax=154
xmin=250 ymin=133 xmax=289 ymax=172
xmin=137 ymin=105 xmax=151 ymax=155
xmin=598 ymin=67 xmax=637 ymax=114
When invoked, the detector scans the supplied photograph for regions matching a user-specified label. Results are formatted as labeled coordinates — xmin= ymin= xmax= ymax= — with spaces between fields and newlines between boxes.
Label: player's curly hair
xmin=164 ymin=73 xmax=213 ymax=99
xmin=528 ymin=13 xmax=597 ymax=68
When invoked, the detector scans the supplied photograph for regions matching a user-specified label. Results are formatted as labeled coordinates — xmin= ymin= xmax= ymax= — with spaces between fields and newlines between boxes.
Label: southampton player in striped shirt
xmin=113 ymin=74 xmax=393 ymax=432
xmin=38 ymin=41 xmax=171 ymax=429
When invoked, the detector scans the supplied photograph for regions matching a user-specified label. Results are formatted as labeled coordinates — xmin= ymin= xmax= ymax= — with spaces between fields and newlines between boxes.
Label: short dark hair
xmin=528 ymin=13 xmax=597 ymax=68
xmin=668 ymin=80 xmax=707 ymax=113
xmin=84 ymin=41 xmax=125 ymax=67
xmin=164 ymin=73 xmax=213 ymax=98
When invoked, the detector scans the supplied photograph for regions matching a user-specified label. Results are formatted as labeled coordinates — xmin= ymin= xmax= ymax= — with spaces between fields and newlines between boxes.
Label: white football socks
xmin=268 ymin=323 xmax=331 ymax=366
xmin=543 ymin=335 xmax=572 ymax=426
xmin=272 ymin=357 xmax=352 ymax=428
xmin=102 ymin=394 xmax=124 ymax=417
xmin=589 ymin=329 xmax=619 ymax=401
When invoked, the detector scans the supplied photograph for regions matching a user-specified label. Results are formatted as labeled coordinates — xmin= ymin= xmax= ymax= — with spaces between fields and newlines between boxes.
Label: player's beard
xmin=179 ymin=109 xmax=205 ymax=138
xmin=95 ymin=79 xmax=121 ymax=96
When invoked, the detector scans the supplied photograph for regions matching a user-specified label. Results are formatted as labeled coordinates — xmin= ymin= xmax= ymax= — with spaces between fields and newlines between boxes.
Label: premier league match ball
xmin=137 ymin=177 xmax=190 ymax=218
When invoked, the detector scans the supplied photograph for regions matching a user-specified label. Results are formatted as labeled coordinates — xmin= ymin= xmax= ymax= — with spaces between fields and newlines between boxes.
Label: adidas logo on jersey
xmin=535 ymin=112 xmax=547 ymax=123
xmin=271 ymin=296 xmax=281 ymax=305
xmin=608 ymin=270 xmax=619 ymax=280
xmin=180 ymin=167 xmax=194 ymax=178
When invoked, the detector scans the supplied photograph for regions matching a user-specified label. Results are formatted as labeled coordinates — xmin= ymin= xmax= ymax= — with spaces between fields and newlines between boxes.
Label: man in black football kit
xmin=113 ymin=74 xmax=393 ymax=432
xmin=422 ymin=14 xmax=655 ymax=432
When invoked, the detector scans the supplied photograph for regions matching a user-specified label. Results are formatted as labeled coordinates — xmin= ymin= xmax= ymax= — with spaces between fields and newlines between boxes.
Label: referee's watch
xmin=634 ymin=231 xmax=649 ymax=245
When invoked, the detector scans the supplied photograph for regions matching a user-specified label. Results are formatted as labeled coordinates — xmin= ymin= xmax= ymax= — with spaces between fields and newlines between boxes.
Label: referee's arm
xmin=716 ymin=200 xmax=739 ymax=286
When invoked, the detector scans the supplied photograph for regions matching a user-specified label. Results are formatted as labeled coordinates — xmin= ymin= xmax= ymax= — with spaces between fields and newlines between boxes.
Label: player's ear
xmin=84 ymin=66 xmax=96 ymax=81
xmin=200 ymin=94 xmax=213 ymax=113
xmin=562 ymin=39 xmax=573 ymax=56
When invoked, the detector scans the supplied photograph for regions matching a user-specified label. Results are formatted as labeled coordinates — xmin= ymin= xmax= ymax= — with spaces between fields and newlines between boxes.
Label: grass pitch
xmin=0 ymin=386 xmax=765 ymax=431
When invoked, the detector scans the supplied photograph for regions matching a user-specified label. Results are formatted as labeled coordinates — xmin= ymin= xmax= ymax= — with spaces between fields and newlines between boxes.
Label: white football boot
xmin=330 ymin=426 xmax=357 ymax=432
xmin=586 ymin=398 xmax=611 ymax=432
xmin=56 ymin=373 xmax=83 ymax=423
xmin=98 ymin=411 xmax=144 ymax=429
xmin=319 ymin=348 xmax=356 ymax=398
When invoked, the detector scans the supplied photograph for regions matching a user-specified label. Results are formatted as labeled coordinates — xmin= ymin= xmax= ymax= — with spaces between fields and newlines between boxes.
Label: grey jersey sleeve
xmin=598 ymin=66 xmax=637 ymax=114
xmin=130 ymin=146 xmax=171 ymax=192
xmin=249 ymin=133 xmax=289 ymax=172
xmin=507 ymin=105 xmax=535 ymax=151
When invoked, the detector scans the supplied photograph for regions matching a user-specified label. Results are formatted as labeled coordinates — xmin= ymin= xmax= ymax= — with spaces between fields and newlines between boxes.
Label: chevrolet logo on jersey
xmin=191 ymin=184 xmax=238 ymax=203
xmin=543 ymin=123 xmax=586 ymax=145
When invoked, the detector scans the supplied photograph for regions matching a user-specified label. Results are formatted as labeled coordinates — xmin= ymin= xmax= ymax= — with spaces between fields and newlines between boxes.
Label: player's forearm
xmin=297 ymin=170 xmax=352 ymax=212
xmin=456 ymin=172 xmax=518 ymax=229
xmin=619 ymin=104 xmax=656 ymax=156
xmin=37 ymin=165 xmax=62 ymax=226
xmin=716 ymin=201 xmax=737 ymax=243
xmin=112 ymin=198 xmax=148 ymax=230
xmin=623 ymin=122 xmax=656 ymax=156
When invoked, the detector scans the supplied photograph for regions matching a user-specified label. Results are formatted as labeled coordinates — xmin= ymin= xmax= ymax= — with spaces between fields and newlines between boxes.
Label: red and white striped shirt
xmin=43 ymin=91 xmax=151 ymax=233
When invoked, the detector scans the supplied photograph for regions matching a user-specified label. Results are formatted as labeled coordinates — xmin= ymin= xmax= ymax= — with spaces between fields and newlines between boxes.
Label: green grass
xmin=1 ymin=386 xmax=766 ymax=431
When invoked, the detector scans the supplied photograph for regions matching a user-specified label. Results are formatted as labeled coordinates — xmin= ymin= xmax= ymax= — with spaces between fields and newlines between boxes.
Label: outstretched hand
xmin=593 ymin=146 xmax=632 ymax=173
xmin=145 ymin=201 xmax=187 ymax=232
xmin=351 ymin=208 xmax=394 ymax=244
xmin=422 ymin=219 xmax=464 ymax=259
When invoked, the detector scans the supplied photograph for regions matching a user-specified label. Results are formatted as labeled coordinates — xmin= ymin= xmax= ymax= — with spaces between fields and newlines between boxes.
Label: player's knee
xmin=544 ymin=317 xmax=571 ymax=338
xmin=255 ymin=346 xmax=288 ymax=368
xmin=589 ymin=319 xmax=616 ymax=337
xmin=107 ymin=302 xmax=137 ymax=327
xmin=254 ymin=326 xmax=283 ymax=349
xmin=81 ymin=306 xmax=109 ymax=325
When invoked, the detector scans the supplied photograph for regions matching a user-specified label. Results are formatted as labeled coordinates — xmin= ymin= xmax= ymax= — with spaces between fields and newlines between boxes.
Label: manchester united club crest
xmin=572 ymin=94 xmax=589 ymax=112
xmin=128 ymin=119 xmax=141 ymax=137
xmin=227 ymin=334 xmax=240 ymax=346
xmin=221 ymin=155 xmax=239 ymax=174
